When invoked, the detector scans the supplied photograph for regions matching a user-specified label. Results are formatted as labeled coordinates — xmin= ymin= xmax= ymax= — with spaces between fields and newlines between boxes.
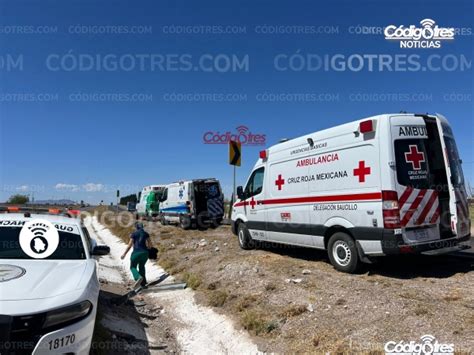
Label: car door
xmin=243 ymin=167 xmax=267 ymax=241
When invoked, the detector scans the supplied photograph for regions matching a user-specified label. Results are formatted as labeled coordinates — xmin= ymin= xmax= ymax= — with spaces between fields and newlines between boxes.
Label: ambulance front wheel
xmin=160 ymin=214 xmax=168 ymax=225
xmin=237 ymin=223 xmax=254 ymax=250
xmin=327 ymin=232 xmax=359 ymax=273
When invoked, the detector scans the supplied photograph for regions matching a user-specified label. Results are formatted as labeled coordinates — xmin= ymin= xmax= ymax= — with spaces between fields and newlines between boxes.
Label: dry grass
xmin=241 ymin=311 xmax=277 ymax=335
xmin=181 ymin=272 xmax=202 ymax=290
xmin=443 ymin=289 xmax=462 ymax=302
xmin=279 ymin=304 xmax=307 ymax=318
xmin=414 ymin=304 xmax=430 ymax=316
xmin=234 ymin=295 xmax=258 ymax=312
xmin=208 ymin=290 xmax=228 ymax=307
xmin=264 ymin=282 xmax=277 ymax=291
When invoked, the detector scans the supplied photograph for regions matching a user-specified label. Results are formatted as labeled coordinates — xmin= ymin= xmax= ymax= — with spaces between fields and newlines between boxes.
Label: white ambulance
xmin=231 ymin=113 xmax=470 ymax=273
xmin=159 ymin=179 xmax=224 ymax=229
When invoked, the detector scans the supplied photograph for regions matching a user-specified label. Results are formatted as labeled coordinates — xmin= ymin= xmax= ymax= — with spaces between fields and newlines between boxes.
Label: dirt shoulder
xmin=89 ymin=219 xmax=179 ymax=355
xmin=95 ymin=208 xmax=474 ymax=353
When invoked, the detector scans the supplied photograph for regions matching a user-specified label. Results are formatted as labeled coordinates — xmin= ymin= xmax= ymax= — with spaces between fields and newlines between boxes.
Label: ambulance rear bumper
xmin=377 ymin=230 xmax=471 ymax=255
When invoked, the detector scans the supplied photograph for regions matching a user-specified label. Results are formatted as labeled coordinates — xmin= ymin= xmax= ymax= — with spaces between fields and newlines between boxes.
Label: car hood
xmin=0 ymin=259 xmax=89 ymax=301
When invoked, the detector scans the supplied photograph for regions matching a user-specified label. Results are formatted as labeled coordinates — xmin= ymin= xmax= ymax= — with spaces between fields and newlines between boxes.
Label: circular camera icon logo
xmin=19 ymin=219 xmax=59 ymax=259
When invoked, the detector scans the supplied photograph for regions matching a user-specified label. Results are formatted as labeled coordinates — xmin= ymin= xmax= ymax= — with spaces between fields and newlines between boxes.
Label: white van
xmin=160 ymin=179 xmax=224 ymax=229
xmin=231 ymin=113 xmax=470 ymax=273
xmin=136 ymin=185 xmax=166 ymax=219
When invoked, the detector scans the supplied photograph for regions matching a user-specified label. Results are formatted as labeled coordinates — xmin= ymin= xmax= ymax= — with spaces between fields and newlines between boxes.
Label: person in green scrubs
xmin=121 ymin=222 xmax=152 ymax=288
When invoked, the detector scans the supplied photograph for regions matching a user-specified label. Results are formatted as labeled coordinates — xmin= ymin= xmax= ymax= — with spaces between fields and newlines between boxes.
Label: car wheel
xmin=180 ymin=215 xmax=191 ymax=230
xmin=160 ymin=214 xmax=168 ymax=225
xmin=237 ymin=223 xmax=254 ymax=250
xmin=327 ymin=232 xmax=359 ymax=273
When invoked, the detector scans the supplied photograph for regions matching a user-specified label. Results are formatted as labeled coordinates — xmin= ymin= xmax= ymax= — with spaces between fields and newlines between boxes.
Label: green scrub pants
xmin=130 ymin=250 xmax=148 ymax=284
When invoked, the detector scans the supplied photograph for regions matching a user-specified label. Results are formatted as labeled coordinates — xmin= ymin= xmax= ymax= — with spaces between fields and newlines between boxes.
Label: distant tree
xmin=120 ymin=194 xmax=138 ymax=205
xmin=8 ymin=194 xmax=29 ymax=204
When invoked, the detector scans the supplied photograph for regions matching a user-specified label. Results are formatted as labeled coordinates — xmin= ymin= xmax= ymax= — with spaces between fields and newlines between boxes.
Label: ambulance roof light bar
xmin=259 ymin=150 xmax=268 ymax=160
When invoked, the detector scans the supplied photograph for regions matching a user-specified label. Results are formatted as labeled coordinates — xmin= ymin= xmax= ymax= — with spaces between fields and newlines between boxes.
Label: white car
xmin=0 ymin=209 xmax=109 ymax=354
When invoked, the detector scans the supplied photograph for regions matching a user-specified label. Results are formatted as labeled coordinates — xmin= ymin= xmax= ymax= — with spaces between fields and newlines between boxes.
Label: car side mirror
xmin=237 ymin=186 xmax=245 ymax=200
xmin=92 ymin=245 xmax=110 ymax=256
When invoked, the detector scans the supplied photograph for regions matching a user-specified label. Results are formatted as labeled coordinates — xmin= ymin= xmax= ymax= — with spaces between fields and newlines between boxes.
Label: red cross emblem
xmin=275 ymin=174 xmax=285 ymax=190
xmin=353 ymin=160 xmax=371 ymax=183
xmin=404 ymin=145 xmax=425 ymax=170
xmin=249 ymin=197 xmax=256 ymax=209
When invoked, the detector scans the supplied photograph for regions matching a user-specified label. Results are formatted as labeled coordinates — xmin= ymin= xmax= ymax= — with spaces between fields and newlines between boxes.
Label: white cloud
xmin=83 ymin=183 xmax=104 ymax=192
xmin=16 ymin=185 xmax=29 ymax=192
xmin=55 ymin=183 xmax=80 ymax=192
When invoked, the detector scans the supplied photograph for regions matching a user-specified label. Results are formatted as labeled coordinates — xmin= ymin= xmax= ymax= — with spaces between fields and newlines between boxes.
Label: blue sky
xmin=0 ymin=0 xmax=472 ymax=203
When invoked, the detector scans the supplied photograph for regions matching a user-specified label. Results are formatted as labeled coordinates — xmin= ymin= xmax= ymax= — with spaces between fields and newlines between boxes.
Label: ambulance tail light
xmin=359 ymin=120 xmax=374 ymax=134
xmin=382 ymin=190 xmax=401 ymax=229
xmin=259 ymin=150 xmax=267 ymax=160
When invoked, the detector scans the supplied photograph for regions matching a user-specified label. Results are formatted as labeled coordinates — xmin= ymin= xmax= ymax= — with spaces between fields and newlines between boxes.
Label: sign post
xmin=229 ymin=140 xmax=241 ymax=213
xmin=116 ymin=190 xmax=120 ymax=213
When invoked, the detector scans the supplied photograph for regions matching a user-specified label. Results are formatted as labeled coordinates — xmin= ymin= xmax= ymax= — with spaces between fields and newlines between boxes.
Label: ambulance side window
xmin=245 ymin=167 xmax=265 ymax=197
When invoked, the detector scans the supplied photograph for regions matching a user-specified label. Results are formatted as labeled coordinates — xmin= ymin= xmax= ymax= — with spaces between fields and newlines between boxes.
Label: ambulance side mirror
xmin=237 ymin=186 xmax=245 ymax=200
xmin=92 ymin=245 xmax=110 ymax=256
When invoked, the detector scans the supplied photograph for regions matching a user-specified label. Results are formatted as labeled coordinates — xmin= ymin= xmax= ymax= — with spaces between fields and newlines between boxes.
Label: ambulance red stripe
xmin=398 ymin=186 xmax=413 ymax=208
xmin=400 ymin=189 xmax=427 ymax=226
xmin=234 ymin=192 xmax=382 ymax=207
xmin=429 ymin=207 xmax=440 ymax=224
xmin=415 ymin=190 xmax=438 ymax=225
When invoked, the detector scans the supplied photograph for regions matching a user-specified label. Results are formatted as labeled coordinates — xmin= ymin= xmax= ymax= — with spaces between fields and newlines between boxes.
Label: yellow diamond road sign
xmin=229 ymin=140 xmax=241 ymax=166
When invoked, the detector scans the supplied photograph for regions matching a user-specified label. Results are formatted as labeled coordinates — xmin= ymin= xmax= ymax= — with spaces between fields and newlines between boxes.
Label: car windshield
xmin=0 ymin=226 xmax=86 ymax=260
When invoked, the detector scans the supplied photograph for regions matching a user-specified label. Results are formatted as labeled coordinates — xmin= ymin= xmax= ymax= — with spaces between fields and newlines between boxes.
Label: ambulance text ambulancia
xmin=231 ymin=113 xmax=470 ymax=273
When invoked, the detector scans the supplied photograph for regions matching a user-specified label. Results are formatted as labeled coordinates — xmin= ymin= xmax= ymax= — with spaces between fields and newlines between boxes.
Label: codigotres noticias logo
xmin=203 ymin=125 xmax=266 ymax=146
xmin=385 ymin=334 xmax=454 ymax=355
xmin=19 ymin=219 xmax=59 ymax=259
xmin=384 ymin=19 xmax=454 ymax=48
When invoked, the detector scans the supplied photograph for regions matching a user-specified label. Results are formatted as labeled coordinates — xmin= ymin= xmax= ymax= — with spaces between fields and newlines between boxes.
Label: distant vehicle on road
xmin=232 ymin=113 xmax=471 ymax=273
xmin=160 ymin=179 xmax=224 ymax=229
xmin=136 ymin=185 xmax=166 ymax=220
xmin=0 ymin=207 xmax=110 ymax=354
xmin=127 ymin=201 xmax=137 ymax=212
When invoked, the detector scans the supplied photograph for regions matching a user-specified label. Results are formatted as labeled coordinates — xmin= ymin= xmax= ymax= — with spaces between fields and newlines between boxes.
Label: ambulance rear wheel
xmin=237 ymin=223 xmax=254 ymax=250
xmin=327 ymin=232 xmax=359 ymax=273
xmin=180 ymin=215 xmax=191 ymax=230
